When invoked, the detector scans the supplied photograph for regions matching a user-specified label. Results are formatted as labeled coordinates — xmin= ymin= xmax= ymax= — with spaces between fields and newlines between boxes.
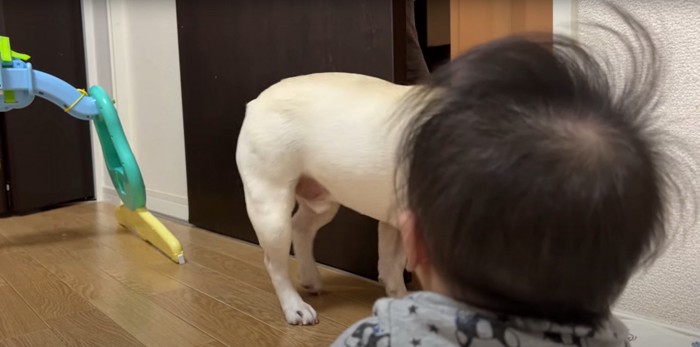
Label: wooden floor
xmin=0 ymin=202 xmax=388 ymax=346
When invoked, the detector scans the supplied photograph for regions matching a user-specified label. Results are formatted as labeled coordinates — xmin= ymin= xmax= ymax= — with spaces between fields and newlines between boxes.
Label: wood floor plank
xmin=86 ymin=201 xmax=383 ymax=299
xmin=14 ymin=206 xmax=103 ymax=234
xmin=151 ymin=288 xmax=306 ymax=347
xmin=13 ymin=285 xmax=92 ymax=322
xmin=34 ymin=227 xmax=185 ymax=297
xmin=163 ymin=218 xmax=386 ymax=307
xmin=74 ymin=226 xmax=178 ymax=272
xmin=0 ymin=329 xmax=66 ymax=347
xmin=197 ymin=341 xmax=227 ymax=347
xmin=162 ymin=220 xmax=260 ymax=259
xmin=0 ymin=216 xmax=93 ymax=247
xmin=0 ymin=218 xmax=99 ymax=264
xmin=25 ymin=207 xmax=171 ymax=269
xmin=0 ymin=252 xmax=93 ymax=320
xmin=49 ymin=309 xmax=145 ymax=347
xmin=149 ymin=260 xmax=236 ymax=297
xmin=0 ymin=233 xmax=11 ymax=251
xmin=302 ymin=292 xmax=372 ymax=327
xmin=71 ymin=233 xmax=171 ymax=270
xmin=181 ymin=224 xmax=382 ymax=296
xmin=35 ymin=259 xmax=216 ymax=347
xmin=88 ymin=202 xmax=385 ymax=304
xmin=1 ymin=202 xmax=383 ymax=346
xmin=91 ymin=291 xmax=215 ymax=347
xmin=170 ymin=242 xmax=373 ymax=329
xmin=40 ymin=258 xmax=138 ymax=301
xmin=19 ymin=240 xmax=92 ymax=266
xmin=152 ymin=260 xmax=349 ymax=346
xmin=95 ymin=258 xmax=185 ymax=297
xmin=0 ymin=287 xmax=47 ymax=340
xmin=164 ymin=217 xmax=385 ymax=300
xmin=182 ymin=243 xmax=275 ymax=292
xmin=69 ymin=238 xmax=187 ymax=297
xmin=289 ymin=261 xmax=384 ymax=307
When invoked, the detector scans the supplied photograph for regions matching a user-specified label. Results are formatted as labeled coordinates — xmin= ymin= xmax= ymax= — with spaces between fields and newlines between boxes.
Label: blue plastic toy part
xmin=0 ymin=58 xmax=35 ymax=110
xmin=0 ymin=58 xmax=98 ymax=120
xmin=35 ymin=70 xmax=98 ymax=120
xmin=90 ymin=85 xmax=147 ymax=210
xmin=0 ymin=57 xmax=146 ymax=210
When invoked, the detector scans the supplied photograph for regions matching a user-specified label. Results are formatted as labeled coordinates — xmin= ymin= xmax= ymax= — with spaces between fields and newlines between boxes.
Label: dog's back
xmin=238 ymin=72 xmax=413 ymax=223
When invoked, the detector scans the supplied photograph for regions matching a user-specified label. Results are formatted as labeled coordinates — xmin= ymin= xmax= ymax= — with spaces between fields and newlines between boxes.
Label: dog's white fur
xmin=236 ymin=72 xmax=416 ymax=325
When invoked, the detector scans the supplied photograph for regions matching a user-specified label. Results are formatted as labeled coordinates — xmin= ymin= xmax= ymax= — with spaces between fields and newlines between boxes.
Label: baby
xmin=332 ymin=4 xmax=682 ymax=347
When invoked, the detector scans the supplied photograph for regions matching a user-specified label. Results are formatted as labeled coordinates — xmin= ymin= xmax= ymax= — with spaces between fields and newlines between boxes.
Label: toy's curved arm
xmin=35 ymin=70 xmax=99 ymax=120
xmin=1 ymin=60 xmax=145 ymax=209
xmin=89 ymin=85 xmax=146 ymax=210
xmin=0 ymin=37 xmax=185 ymax=264
xmin=0 ymin=61 xmax=98 ymax=120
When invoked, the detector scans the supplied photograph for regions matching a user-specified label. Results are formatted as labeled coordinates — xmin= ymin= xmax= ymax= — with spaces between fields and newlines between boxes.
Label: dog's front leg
xmin=377 ymin=222 xmax=408 ymax=297
xmin=264 ymin=240 xmax=319 ymax=325
xmin=292 ymin=200 xmax=340 ymax=294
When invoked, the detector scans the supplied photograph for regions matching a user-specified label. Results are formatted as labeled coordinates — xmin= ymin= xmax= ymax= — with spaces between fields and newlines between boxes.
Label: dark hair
xmin=396 ymin=3 xmax=687 ymax=326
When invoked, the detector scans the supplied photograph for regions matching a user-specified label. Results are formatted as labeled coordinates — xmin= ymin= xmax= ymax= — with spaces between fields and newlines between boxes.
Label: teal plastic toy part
xmin=89 ymin=85 xmax=146 ymax=210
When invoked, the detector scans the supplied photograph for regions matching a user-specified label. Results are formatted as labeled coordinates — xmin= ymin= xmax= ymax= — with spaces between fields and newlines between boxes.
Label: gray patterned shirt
xmin=331 ymin=291 xmax=630 ymax=347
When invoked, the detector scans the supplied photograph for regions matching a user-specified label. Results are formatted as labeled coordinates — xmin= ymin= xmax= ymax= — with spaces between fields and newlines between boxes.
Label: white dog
xmin=236 ymin=72 xmax=416 ymax=325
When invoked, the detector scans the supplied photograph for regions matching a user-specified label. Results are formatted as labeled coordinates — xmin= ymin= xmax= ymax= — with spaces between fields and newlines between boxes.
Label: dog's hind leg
xmin=237 ymin=102 xmax=322 ymax=325
xmin=241 ymin=178 xmax=320 ymax=325
xmin=378 ymin=222 xmax=408 ymax=297
xmin=292 ymin=198 xmax=340 ymax=294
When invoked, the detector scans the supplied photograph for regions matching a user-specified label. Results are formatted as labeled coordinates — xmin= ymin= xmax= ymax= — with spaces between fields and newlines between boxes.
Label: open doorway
xmin=415 ymin=0 xmax=452 ymax=73
xmin=413 ymin=0 xmax=554 ymax=73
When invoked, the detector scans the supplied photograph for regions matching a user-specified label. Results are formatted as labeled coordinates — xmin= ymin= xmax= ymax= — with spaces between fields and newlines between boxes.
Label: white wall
xmin=82 ymin=0 xmax=188 ymax=220
xmin=569 ymin=0 xmax=700 ymax=331
xmin=552 ymin=0 xmax=574 ymax=38
xmin=81 ymin=0 xmax=110 ymax=208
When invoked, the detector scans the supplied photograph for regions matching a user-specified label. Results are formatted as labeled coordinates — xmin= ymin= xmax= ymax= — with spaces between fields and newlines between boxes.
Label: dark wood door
xmin=177 ymin=0 xmax=406 ymax=280
xmin=0 ymin=126 xmax=8 ymax=216
xmin=0 ymin=0 xmax=6 ymax=216
xmin=0 ymin=0 xmax=94 ymax=214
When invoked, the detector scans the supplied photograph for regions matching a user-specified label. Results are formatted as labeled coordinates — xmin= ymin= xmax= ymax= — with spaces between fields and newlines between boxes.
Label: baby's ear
xmin=399 ymin=211 xmax=429 ymax=272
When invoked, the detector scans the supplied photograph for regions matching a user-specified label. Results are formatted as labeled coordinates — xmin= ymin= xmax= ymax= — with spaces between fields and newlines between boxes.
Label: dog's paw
xmin=299 ymin=266 xmax=323 ymax=295
xmin=301 ymin=282 xmax=323 ymax=295
xmin=385 ymin=283 xmax=408 ymax=298
xmin=283 ymin=301 xmax=318 ymax=325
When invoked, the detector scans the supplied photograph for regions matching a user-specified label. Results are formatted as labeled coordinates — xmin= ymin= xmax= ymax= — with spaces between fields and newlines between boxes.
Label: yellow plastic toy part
xmin=115 ymin=205 xmax=186 ymax=264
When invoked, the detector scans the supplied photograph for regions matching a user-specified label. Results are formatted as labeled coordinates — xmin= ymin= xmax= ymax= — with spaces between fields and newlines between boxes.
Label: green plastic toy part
xmin=1 ymin=36 xmax=30 ymax=104
xmin=0 ymin=36 xmax=30 ymax=66
xmin=89 ymin=85 xmax=147 ymax=211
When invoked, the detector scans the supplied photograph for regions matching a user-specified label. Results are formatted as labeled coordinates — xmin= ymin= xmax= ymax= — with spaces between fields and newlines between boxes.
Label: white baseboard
xmin=613 ymin=309 xmax=700 ymax=336
xmin=102 ymin=186 xmax=188 ymax=220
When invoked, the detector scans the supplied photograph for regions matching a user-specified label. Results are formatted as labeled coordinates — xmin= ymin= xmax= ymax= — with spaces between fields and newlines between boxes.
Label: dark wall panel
xmin=0 ymin=0 xmax=94 ymax=214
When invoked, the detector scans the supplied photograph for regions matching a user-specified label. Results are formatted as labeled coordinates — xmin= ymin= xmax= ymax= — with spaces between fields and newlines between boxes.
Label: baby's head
xmin=396 ymin=4 xmax=674 ymax=326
